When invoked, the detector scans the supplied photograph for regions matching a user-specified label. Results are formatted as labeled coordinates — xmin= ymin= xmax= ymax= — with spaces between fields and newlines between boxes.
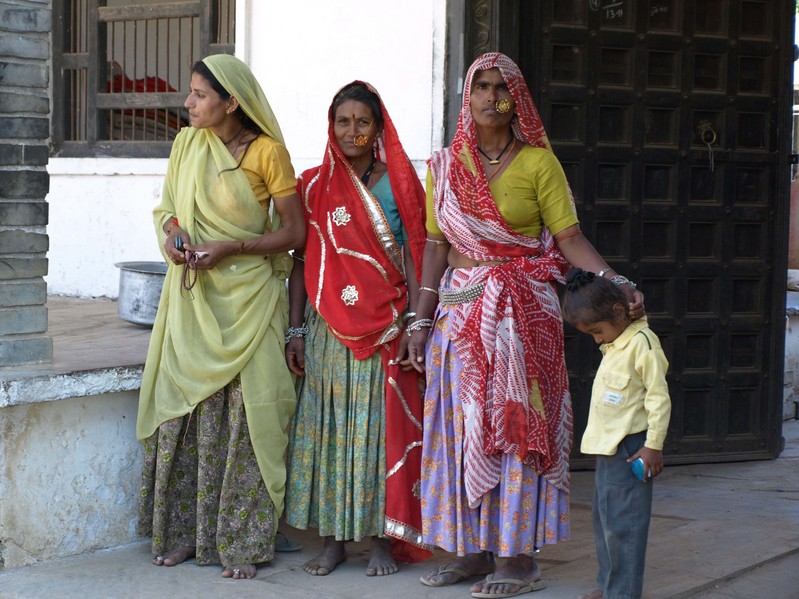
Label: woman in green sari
xmin=136 ymin=54 xmax=305 ymax=580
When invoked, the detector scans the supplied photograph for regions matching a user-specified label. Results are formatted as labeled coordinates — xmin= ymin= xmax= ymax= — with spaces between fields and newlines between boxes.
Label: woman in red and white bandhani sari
xmin=408 ymin=53 xmax=643 ymax=597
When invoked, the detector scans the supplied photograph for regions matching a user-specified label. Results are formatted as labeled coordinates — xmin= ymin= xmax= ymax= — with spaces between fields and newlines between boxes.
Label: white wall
xmin=45 ymin=0 xmax=446 ymax=298
xmin=46 ymin=160 xmax=168 ymax=298
xmin=0 ymin=391 xmax=142 ymax=568
xmin=240 ymin=0 xmax=446 ymax=174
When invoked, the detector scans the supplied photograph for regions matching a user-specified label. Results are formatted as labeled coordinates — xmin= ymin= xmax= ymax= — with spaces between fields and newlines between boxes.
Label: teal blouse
xmin=372 ymin=172 xmax=407 ymax=246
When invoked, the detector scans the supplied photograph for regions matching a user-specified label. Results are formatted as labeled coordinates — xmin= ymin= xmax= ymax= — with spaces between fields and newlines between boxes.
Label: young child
xmin=562 ymin=268 xmax=671 ymax=599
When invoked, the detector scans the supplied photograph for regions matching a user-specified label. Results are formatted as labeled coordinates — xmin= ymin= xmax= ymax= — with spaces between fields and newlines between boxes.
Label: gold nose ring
xmin=353 ymin=120 xmax=374 ymax=147
xmin=495 ymin=98 xmax=511 ymax=114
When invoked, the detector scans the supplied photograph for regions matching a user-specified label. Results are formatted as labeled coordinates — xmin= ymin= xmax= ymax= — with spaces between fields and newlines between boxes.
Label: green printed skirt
xmin=138 ymin=376 xmax=276 ymax=566
xmin=284 ymin=309 xmax=387 ymax=541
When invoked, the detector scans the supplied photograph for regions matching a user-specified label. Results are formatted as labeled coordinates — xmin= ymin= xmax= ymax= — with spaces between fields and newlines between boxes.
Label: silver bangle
xmin=285 ymin=325 xmax=309 ymax=344
xmin=406 ymin=318 xmax=434 ymax=336
xmin=610 ymin=275 xmax=637 ymax=289
xmin=419 ymin=286 xmax=439 ymax=295
xmin=597 ymin=269 xmax=610 ymax=278
xmin=426 ymin=237 xmax=449 ymax=246
xmin=403 ymin=311 xmax=417 ymax=322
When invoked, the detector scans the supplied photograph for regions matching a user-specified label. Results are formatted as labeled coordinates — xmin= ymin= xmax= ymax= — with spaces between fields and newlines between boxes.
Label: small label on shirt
xmin=603 ymin=391 xmax=624 ymax=406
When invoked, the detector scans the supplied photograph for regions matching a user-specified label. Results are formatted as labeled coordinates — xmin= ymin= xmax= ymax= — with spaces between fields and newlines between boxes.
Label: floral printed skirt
xmin=420 ymin=306 xmax=570 ymax=558
xmin=138 ymin=375 xmax=276 ymax=566
xmin=284 ymin=309 xmax=386 ymax=541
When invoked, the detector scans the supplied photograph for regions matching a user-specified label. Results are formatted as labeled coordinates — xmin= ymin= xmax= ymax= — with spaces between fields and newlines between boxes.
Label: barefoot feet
xmin=420 ymin=551 xmax=496 ymax=587
xmin=365 ymin=536 xmax=398 ymax=576
xmin=469 ymin=554 xmax=545 ymax=597
xmin=304 ymin=536 xmax=346 ymax=576
xmin=151 ymin=546 xmax=196 ymax=567
xmin=222 ymin=564 xmax=257 ymax=579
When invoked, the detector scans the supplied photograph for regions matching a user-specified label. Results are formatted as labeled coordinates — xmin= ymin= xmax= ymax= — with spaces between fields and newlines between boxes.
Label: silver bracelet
xmin=285 ymin=325 xmax=309 ymax=344
xmin=403 ymin=311 xmax=417 ymax=322
xmin=597 ymin=269 xmax=610 ymax=278
xmin=419 ymin=286 xmax=439 ymax=295
xmin=406 ymin=318 xmax=434 ymax=336
xmin=610 ymin=275 xmax=637 ymax=289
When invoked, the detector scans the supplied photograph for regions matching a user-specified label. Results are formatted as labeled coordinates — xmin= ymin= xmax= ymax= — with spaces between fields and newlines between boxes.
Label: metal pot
xmin=114 ymin=261 xmax=168 ymax=327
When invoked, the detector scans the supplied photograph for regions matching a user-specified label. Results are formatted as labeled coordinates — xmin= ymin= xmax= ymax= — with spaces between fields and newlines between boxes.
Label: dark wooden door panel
xmin=518 ymin=0 xmax=793 ymax=464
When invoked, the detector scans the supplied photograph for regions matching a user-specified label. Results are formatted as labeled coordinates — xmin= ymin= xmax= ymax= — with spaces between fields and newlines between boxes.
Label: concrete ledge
xmin=0 ymin=296 xmax=151 ymax=407
xmin=0 ymin=365 xmax=143 ymax=408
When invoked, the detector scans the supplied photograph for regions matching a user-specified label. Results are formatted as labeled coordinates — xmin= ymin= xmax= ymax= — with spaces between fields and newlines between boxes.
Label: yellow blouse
xmin=240 ymin=134 xmax=297 ymax=208
xmin=426 ymin=145 xmax=578 ymax=239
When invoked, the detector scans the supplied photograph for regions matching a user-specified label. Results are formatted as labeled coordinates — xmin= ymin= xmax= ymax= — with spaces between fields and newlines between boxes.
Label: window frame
xmin=52 ymin=0 xmax=234 ymax=158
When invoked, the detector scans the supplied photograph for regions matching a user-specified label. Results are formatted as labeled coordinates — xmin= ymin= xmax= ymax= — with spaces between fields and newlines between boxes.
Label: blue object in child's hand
xmin=631 ymin=458 xmax=650 ymax=481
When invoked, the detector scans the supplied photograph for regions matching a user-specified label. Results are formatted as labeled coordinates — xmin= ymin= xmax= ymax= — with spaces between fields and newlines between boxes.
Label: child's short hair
xmin=562 ymin=268 xmax=628 ymax=325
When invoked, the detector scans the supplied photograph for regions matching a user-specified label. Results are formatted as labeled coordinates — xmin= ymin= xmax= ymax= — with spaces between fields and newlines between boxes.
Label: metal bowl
xmin=114 ymin=261 xmax=168 ymax=327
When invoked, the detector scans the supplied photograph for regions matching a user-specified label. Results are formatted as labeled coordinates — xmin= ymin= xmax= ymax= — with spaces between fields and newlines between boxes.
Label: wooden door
xmin=511 ymin=0 xmax=795 ymax=464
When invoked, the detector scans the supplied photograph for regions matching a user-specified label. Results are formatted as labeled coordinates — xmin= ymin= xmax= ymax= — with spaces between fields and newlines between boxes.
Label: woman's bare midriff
xmin=447 ymin=247 xmax=507 ymax=268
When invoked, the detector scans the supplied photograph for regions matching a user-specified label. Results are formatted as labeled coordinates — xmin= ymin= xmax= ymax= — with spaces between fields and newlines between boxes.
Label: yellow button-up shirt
xmin=580 ymin=317 xmax=672 ymax=456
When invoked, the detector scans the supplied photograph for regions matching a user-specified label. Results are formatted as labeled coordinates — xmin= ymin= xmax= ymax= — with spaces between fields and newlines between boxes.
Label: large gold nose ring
xmin=495 ymin=98 xmax=511 ymax=114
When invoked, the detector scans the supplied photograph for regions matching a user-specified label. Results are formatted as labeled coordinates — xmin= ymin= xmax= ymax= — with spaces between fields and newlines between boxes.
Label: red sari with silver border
xmin=300 ymin=81 xmax=430 ymax=562
xmin=429 ymin=53 xmax=573 ymax=507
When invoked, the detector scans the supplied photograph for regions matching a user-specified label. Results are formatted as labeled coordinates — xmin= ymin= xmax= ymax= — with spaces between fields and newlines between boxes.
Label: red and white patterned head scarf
xmin=453 ymin=52 xmax=551 ymax=158
xmin=432 ymin=52 xmax=568 ymax=261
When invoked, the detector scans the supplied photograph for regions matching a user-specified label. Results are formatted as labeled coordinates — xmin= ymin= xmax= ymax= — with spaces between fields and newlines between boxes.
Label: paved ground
xmin=1 ymin=298 xmax=797 ymax=598
xmin=1 ymin=418 xmax=796 ymax=599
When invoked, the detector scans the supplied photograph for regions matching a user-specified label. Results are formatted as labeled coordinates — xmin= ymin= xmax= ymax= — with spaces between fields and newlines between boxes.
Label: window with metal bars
xmin=52 ymin=0 xmax=235 ymax=158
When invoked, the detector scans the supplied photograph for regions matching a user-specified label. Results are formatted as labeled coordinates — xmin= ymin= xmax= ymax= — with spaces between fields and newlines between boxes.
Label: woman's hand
xmin=183 ymin=240 xmax=237 ymax=270
xmin=394 ymin=329 xmax=412 ymax=370
xmin=624 ymin=286 xmax=646 ymax=321
xmin=403 ymin=329 xmax=428 ymax=373
xmin=164 ymin=228 xmax=191 ymax=264
xmin=285 ymin=337 xmax=305 ymax=376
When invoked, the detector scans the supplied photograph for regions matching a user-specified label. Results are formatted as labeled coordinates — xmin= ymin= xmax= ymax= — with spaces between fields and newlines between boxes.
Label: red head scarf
xmin=300 ymin=81 xmax=426 ymax=357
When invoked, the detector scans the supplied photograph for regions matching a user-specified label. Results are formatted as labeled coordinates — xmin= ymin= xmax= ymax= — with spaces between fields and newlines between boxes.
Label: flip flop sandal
xmin=470 ymin=574 xmax=546 ymax=598
xmin=275 ymin=531 xmax=303 ymax=553
xmin=420 ymin=563 xmax=483 ymax=587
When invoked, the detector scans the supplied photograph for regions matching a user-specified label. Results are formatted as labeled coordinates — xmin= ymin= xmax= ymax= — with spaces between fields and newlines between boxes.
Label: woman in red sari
xmin=407 ymin=53 xmax=644 ymax=597
xmin=284 ymin=82 xmax=431 ymax=576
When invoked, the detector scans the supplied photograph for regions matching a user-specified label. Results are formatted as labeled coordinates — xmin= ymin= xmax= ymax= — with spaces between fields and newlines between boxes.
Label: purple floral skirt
xmin=420 ymin=300 xmax=570 ymax=557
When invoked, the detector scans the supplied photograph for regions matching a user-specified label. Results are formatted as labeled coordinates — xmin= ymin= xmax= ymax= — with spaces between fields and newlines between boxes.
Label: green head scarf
xmin=202 ymin=54 xmax=285 ymax=145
